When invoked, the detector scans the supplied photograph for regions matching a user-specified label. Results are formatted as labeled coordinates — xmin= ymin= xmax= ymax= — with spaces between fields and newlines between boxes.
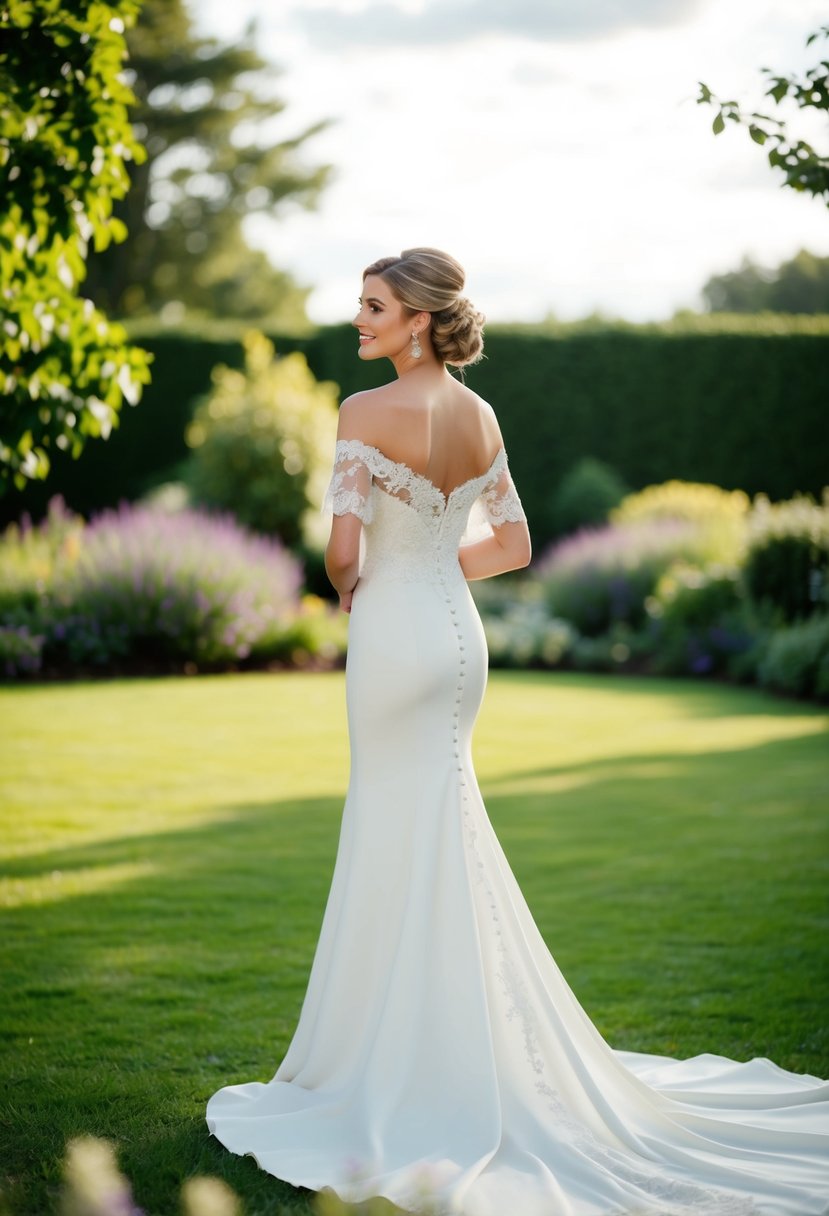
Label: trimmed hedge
xmin=2 ymin=316 xmax=827 ymax=549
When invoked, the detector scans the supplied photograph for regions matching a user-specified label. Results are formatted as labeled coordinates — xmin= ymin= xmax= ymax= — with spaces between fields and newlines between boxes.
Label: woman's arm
xmin=325 ymin=512 xmax=362 ymax=611
xmin=459 ymin=519 xmax=532 ymax=581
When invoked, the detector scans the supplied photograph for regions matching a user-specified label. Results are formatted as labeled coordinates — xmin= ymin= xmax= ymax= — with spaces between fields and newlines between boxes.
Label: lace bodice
xmin=323 ymin=438 xmax=527 ymax=586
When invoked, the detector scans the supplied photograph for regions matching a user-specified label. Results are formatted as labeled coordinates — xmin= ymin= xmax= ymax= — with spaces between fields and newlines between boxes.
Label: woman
xmin=207 ymin=249 xmax=828 ymax=1215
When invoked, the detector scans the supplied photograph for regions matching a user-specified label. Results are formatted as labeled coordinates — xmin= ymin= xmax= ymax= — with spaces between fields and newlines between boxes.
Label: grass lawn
xmin=1 ymin=671 xmax=827 ymax=1215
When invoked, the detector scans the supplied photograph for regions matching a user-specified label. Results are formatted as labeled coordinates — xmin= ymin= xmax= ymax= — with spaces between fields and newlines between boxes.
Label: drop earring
xmin=411 ymin=331 xmax=422 ymax=359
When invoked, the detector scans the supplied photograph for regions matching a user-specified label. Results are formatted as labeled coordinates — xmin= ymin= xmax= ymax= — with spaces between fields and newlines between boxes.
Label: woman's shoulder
xmin=336 ymin=386 xmax=397 ymax=440
xmin=463 ymin=389 xmax=502 ymax=446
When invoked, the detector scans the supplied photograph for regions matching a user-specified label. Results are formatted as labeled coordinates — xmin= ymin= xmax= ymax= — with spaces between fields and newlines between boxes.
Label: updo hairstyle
xmin=363 ymin=247 xmax=485 ymax=368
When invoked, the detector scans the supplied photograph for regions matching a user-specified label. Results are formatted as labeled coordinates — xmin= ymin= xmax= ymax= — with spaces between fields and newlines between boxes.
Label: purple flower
xmin=52 ymin=503 xmax=303 ymax=666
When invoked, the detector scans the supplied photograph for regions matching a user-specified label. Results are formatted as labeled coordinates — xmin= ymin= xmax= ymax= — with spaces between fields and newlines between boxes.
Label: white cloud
xmin=195 ymin=0 xmax=829 ymax=323
xmin=294 ymin=0 xmax=705 ymax=49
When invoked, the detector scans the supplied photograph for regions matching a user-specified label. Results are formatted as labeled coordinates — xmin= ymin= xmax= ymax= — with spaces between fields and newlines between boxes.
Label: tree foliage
xmin=698 ymin=26 xmax=829 ymax=204
xmin=0 ymin=0 xmax=152 ymax=493
xmin=83 ymin=0 xmax=331 ymax=326
xmin=703 ymin=249 xmax=829 ymax=313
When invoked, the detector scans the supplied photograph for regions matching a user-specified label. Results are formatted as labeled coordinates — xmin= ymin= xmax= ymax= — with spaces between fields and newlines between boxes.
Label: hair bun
xmin=431 ymin=295 xmax=486 ymax=368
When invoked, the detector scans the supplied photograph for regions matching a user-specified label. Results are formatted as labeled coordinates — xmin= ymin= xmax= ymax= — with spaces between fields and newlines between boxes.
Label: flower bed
xmin=0 ymin=498 xmax=346 ymax=678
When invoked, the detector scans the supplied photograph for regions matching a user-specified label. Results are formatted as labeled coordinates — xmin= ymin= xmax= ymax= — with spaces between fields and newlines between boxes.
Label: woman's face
xmin=352 ymin=275 xmax=413 ymax=361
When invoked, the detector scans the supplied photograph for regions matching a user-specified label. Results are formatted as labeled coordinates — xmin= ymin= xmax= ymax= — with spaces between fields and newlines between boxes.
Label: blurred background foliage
xmin=0 ymin=8 xmax=827 ymax=696
xmin=702 ymin=249 xmax=829 ymax=314
xmin=3 ymin=313 xmax=823 ymax=543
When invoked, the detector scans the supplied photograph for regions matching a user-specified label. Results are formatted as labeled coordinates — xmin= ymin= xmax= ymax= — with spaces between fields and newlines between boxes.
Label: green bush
xmin=0 ymin=496 xmax=84 ymax=626
xmin=549 ymin=457 xmax=628 ymax=536
xmin=612 ymin=480 xmax=749 ymax=567
xmin=183 ymin=332 xmax=339 ymax=546
xmin=0 ymin=623 xmax=45 ymax=677
xmin=757 ymin=614 xmax=829 ymax=701
xmin=569 ymin=626 xmax=647 ymax=673
xmin=482 ymin=600 xmax=576 ymax=668
xmin=744 ymin=494 xmax=829 ymax=623
xmin=645 ymin=564 xmax=754 ymax=676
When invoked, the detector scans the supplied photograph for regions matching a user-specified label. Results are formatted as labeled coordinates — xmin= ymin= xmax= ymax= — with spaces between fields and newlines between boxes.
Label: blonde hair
xmin=363 ymin=247 xmax=485 ymax=367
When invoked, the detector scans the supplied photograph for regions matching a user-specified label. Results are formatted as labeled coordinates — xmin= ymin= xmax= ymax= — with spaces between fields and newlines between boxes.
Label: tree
xmin=703 ymin=249 xmax=829 ymax=313
xmin=698 ymin=26 xmax=829 ymax=205
xmin=0 ymin=0 xmax=153 ymax=493
xmin=83 ymin=0 xmax=330 ymax=326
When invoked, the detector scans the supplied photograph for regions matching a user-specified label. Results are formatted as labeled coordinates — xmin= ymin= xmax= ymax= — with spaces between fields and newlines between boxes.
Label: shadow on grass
xmin=1 ymin=726 xmax=827 ymax=1215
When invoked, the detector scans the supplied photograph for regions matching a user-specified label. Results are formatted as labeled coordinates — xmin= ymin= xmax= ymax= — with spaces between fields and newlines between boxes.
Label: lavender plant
xmin=537 ymin=517 xmax=706 ymax=636
xmin=50 ymin=503 xmax=303 ymax=668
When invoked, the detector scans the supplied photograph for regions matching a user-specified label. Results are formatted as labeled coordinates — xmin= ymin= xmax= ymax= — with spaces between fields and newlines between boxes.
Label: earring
xmin=411 ymin=331 xmax=422 ymax=359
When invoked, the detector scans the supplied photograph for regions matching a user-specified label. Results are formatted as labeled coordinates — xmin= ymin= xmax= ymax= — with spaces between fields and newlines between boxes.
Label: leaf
xmin=712 ymin=112 xmax=725 ymax=135
xmin=749 ymin=125 xmax=767 ymax=145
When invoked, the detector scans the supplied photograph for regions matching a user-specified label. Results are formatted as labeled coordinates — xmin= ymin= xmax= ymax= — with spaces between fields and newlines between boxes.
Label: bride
xmin=207 ymin=248 xmax=828 ymax=1215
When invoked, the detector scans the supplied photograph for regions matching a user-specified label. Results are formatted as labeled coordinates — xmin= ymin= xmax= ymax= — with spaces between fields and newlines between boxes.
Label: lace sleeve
xmin=461 ymin=452 xmax=527 ymax=547
xmin=480 ymin=458 xmax=526 ymax=527
xmin=323 ymin=440 xmax=375 ymax=524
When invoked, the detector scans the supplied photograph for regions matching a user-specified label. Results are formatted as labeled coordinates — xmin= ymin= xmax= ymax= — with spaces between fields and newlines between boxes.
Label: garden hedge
xmin=2 ymin=316 xmax=827 ymax=549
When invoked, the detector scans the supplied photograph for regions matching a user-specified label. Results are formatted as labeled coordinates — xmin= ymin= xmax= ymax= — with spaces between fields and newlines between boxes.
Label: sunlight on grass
xmin=0 ymin=861 xmax=155 ymax=909
xmin=0 ymin=673 xmax=350 ymax=858
xmin=474 ymin=673 xmax=828 ymax=781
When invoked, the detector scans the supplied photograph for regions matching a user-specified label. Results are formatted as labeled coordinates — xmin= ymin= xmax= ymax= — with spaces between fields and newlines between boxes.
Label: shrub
xmin=263 ymin=594 xmax=348 ymax=668
xmin=645 ymin=564 xmax=754 ymax=676
xmin=536 ymin=518 xmax=707 ymax=636
xmin=757 ymin=614 xmax=829 ymax=701
xmin=612 ymin=480 xmax=749 ymax=567
xmin=0 ymin=623 xmax=45 ymax=678
xmin=549 ymin=457 xmax=628 ymax=537
xmin=743 ymin=493 xmax=829 ymax=623
xmin=49 ymin=503 xmax=303 ymax=669
xmin=183 ymin=331 xmax=339 ymax=546
xmin=0 ymin=496 xmax=83 ymax=625
xmin=569 ymin=626 xmax=646 ymax=673
xmin=482 ymin=600 xmax=576 ymax=668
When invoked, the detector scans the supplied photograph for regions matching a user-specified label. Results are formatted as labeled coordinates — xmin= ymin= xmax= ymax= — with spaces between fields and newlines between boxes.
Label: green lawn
xmin=1 ymin=671 xmax=827 ymax=1216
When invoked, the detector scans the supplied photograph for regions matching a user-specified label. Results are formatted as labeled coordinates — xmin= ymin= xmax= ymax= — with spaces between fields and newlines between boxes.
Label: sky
xmin=192 ymin=0 xmax=828 ymax=325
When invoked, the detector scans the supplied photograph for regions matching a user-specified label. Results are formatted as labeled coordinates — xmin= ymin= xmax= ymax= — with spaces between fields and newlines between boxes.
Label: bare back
xmin=338 ymin=374 xmax=503 ymax=499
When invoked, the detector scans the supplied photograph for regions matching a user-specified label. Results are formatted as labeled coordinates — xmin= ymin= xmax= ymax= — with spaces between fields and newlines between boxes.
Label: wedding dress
xmin=207 ymin=438 xmax=829 ymax=1216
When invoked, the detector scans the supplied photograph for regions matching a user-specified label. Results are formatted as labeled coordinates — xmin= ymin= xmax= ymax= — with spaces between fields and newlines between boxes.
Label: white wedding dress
xmin=207 ymin=438 xmax=829 ymax=1216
